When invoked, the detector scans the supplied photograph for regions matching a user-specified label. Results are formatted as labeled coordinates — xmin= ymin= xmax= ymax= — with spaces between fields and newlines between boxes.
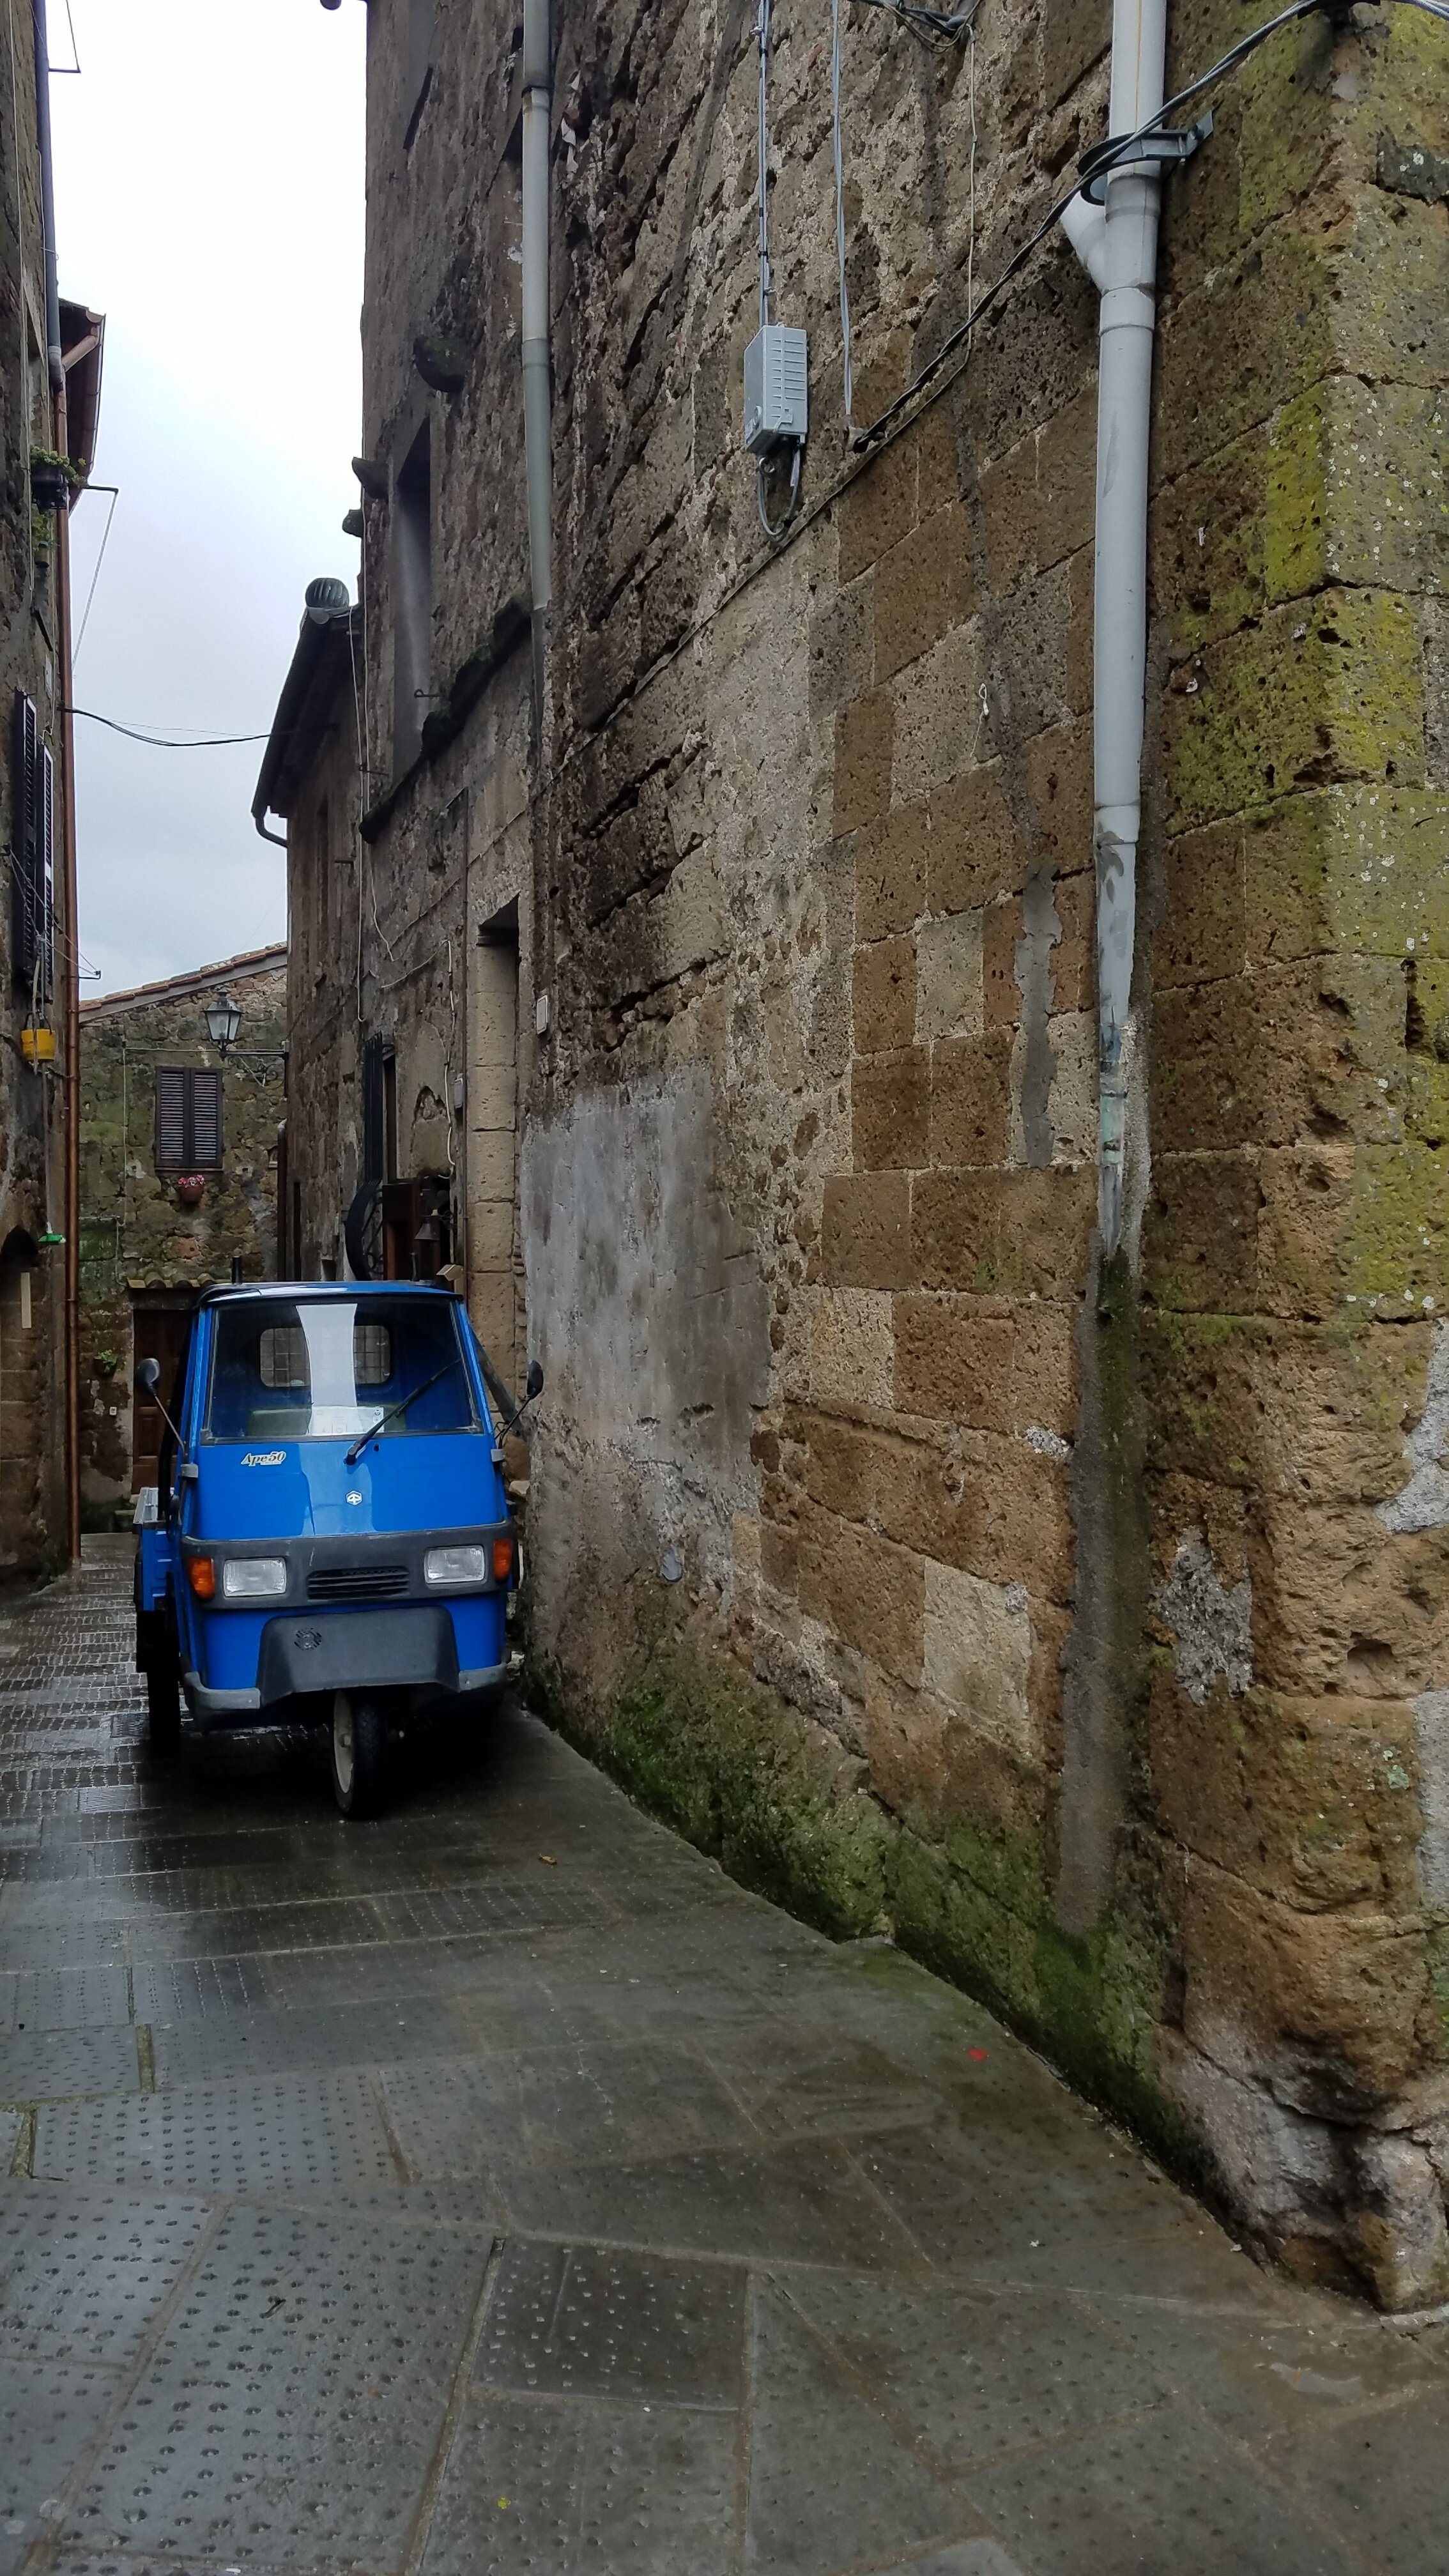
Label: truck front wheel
xmin=330 ymin=1692 xmax=387 ymax=1820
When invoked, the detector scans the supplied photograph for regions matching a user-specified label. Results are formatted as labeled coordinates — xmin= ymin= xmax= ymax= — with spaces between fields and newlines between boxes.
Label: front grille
xmin=307 ymin=1563 xmax=409 ymax=1603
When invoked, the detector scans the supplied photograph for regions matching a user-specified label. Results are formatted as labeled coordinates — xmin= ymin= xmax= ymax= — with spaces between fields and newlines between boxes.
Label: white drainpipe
xmin=521 ymin=0 xmax=552 ymax=620
xmin=1062 ymin=0 xmax=1168 ymax=1257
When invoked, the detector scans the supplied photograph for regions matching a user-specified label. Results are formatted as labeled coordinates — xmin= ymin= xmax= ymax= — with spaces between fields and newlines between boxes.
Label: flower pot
xmin=176 ymin=1174 xmax=207 ymax=1207
xmin=29 ymin=460 xmax=72 ymax=512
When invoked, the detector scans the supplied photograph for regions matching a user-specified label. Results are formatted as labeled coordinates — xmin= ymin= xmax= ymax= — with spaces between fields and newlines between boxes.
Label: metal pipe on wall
xmin=521 ymin=0 xmax=552 ymax=627
xmin=1064 ymin=0 xmax=1168 ymax=1258
xmin=33 ymin=0 xmax=80 ymax=1560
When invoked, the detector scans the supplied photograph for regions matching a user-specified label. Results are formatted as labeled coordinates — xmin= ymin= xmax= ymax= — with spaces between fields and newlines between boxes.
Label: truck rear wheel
xmin=331 ymin=1691 xmax=387 ymax=1820
xmin=145 ymin=1659 xmax=181 ymax=1760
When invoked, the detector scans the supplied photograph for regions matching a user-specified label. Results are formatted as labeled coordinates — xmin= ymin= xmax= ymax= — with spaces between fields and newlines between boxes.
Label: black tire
xmin=146 ymin=1657 xmax=182 ymax=1759
xmin=330 ymin=1691 xmax=387 ymax=1820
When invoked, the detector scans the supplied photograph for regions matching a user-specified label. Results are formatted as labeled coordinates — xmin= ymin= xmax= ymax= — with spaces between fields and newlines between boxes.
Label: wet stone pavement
xmin=1 ymin=1548 xmax=1448 ymax=2574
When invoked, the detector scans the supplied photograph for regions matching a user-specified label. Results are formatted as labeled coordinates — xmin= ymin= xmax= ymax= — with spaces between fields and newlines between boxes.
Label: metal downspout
xmin=34 ymin=0 xmax=80 ymax=1561
xmin=521 ymin=0 xmax=552 ymax=664
xmin=1064 ymin=0 xmax=1167 ymax=1257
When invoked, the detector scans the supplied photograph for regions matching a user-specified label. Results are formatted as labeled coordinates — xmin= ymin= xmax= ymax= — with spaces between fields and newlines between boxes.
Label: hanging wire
xmin=756 ymin=0 xmax=772 ymax=329
xmin=757 ymin=444 xmax=802 ymax=540
xmin=65 ymin=709 xmax=272 ymax=747
xmin=71 ymin=483 xmax=118 ymax=664
xmin=853 ymin=0 xmax=979 ymax=37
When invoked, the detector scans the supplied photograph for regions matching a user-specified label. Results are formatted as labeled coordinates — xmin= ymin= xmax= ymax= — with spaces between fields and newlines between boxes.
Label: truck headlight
xmin=424 ymin=1544 xmax=486 ymax=1586
xmin=221 ymin=1557 xmax=288 ymax=1599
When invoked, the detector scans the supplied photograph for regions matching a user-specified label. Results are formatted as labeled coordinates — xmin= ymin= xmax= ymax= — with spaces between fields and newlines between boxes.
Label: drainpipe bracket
xmin=1080 ymin=111 xmax=1213 ymax=206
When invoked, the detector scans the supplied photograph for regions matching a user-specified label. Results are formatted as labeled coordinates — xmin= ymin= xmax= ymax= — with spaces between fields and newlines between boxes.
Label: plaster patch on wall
xmin=1155 ymin=1531 xmax=1252 ymax=1705
xmin=1377 ymin=1324 xmax=1449 ymax=1533
xmin=923 ymin=1558 xmax=1033 ymax=1756
xmin=1411 ymin=1687 xmax=1449 ymax=1909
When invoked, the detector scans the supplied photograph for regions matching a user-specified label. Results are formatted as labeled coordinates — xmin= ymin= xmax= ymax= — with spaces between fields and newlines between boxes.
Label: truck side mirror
xmin=135 ymin=1356 xmax=161 ymax=1396
xmin=526 ymin=1360 xmax=544 ymax=1400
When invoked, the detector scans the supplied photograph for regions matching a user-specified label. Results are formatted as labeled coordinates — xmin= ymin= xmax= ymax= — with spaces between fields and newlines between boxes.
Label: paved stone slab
xmin=420 ymin=2393 xmax=739 ymax=2576
xmin=33 ymin=2069 xmax=401 ymax=2194
xmin=1266 ymin=2382 xmax=1449 ymax=2573
xmin=0 ymin=2352 xmax=119 ymax=2576
xmin=480 ymin=2238 xmax=747 ymax=2406
xmin=0 ymin=2027 xmax=142 ymax=2104
xmin=73 ymin=2202 xmax=490 ymax=2563
xmin=781 ymin=2269 xmax=1168 ymax=2470
xmin=744 ymin=2287 xmax=976 ymax=2573
xmin=381 ymin=2041 xmax=756 ymax=2177
xmin=151 ymin=1993 xmax=480 ymax=2089
xmin=0 ymin=2182 xmax=210 ymax=2363
xmin=0 ymin=1966 xmax=132 ymax=2032
xmin=498 ymin=2135 xmax=923 ymax=2271
xmin=967 ymin=2404 xmax=1365 ymax=2575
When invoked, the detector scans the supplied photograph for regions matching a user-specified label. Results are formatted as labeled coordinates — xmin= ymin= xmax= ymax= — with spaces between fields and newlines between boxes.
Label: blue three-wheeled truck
xmin=134 ymin=1281 xmax=537 ymax=1816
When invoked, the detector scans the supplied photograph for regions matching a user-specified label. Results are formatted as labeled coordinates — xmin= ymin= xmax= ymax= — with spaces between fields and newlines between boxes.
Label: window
xmin=392 ymin=424 xmax=433 ymax=772
xmin=155 ymin=1067 xmax=223 ymax=1174
xmin=12 ymin=692 xmax=53 ymax=1000
xmin=204 ymin=1295 xmax=475 ymax=1444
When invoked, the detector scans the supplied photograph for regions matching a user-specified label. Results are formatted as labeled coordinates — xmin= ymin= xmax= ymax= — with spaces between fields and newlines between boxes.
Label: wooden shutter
xmin=188 ymin=1068 xmax=222 ymax=1169
xmin=155 ymin=1068 xmax=224 ymax=1172
xmin=155 ymin=1068 xmax=187 ymax=1170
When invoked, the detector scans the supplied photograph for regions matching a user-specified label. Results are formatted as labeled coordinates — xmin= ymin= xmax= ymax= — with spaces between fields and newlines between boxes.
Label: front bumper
xmin=184 ymin=1608 xmax=509 ymax=1724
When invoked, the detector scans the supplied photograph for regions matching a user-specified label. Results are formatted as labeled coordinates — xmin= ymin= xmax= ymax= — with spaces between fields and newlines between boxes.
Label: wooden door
xmin=131 ymin=1304 xmax=193 ymax=1492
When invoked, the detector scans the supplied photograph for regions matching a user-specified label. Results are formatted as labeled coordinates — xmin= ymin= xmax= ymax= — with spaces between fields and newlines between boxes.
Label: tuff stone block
xmin=853 ymin=938 xmax=917 ymax=1054
xmin=821 ymin=1174 xmax=914 ymax=1291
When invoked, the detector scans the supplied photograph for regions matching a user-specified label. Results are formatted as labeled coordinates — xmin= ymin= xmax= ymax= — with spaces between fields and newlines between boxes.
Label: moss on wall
xmin=537 ymin=1621 xmax=1188 ymax=2175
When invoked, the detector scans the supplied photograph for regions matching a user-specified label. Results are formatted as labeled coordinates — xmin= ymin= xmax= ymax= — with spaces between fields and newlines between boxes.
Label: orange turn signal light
xmin=492 ymin=1536 xmax=514 ymax=1583
xmin=187 ymin=1556 xmax=217 ymax=1600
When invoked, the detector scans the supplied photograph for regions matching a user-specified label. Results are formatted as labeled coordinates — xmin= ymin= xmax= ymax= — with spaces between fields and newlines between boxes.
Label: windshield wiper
xmin=344 ymin=1363 xmax=456 ymax=1466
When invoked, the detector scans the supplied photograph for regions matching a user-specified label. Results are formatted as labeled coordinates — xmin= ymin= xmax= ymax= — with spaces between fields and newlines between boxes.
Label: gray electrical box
xmin=743 ymin=324 xmax=809 ymax=456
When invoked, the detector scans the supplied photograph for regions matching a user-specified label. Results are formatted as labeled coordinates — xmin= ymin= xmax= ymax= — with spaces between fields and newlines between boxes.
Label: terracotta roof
xmin=81 ymin=944 xmax=288 ymax=1021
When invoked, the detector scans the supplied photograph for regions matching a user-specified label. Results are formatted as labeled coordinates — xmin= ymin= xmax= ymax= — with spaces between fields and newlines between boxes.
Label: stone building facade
xmin=287 ymin=0 xmax=1449 ymax=2302
xmin=78 ymin=949 xmax=286 ymax=1515
xmin=0 ymin=5 xmax=101 ymax=1575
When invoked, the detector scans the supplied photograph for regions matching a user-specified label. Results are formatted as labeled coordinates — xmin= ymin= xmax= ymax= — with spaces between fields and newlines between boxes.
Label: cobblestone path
xmin=0 ymin=1541 xmax=1446 ymax=2574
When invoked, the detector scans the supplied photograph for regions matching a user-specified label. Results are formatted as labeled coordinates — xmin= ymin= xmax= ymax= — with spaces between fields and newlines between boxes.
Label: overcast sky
xmin=52 ymin=0 xmax=365 ymax=996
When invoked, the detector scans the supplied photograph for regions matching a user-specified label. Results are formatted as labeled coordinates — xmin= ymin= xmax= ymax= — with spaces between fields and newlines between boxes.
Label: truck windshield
xmin=203 ymin=1297 xmax=478 ymax=1445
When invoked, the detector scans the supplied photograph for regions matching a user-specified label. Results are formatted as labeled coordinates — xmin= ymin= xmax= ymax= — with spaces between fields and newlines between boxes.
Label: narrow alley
xmin=0 ymin=1542 xmax=1443 ymax=2576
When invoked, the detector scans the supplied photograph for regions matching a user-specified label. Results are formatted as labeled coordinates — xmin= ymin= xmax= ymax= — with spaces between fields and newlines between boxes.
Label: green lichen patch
xmin=542 ymin=1625 xmax=1186 ymax=2170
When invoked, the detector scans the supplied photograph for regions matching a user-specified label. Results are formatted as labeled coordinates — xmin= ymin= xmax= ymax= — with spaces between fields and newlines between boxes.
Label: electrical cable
xmin=851 ymin=0 xmax=1448 ymax=456
xmin=756 ymin=0 xmax=772 ymax=330
xmin=852 ymin=0 xmax=979 ymax=40
xmin=71 ymin=482 xmax=117 ymax=664
xmin=65 ymin=709 xmax=272 ymax=747
xmin=756 ymin=443 xmax=802 ymax=540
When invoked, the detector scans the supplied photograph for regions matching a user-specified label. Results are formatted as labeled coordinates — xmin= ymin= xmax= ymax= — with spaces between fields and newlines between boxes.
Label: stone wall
xmin=314 ymin=0 xmax=1449 ymax=2301
xmin=0 ymin=4 xmax=77 ymax=1575
xmin=78 ymin=956 xmax=286 ymax=1509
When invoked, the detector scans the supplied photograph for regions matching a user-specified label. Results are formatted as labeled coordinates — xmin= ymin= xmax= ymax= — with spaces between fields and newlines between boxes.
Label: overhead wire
xmin=70 ymin=482 xmax=118 ymax=664
xmin=65 ymin=709 xmax=272 ymax=747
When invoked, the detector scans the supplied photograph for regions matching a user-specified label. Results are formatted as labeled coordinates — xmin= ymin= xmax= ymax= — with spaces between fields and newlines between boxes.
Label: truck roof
xmin=196 ymin=1281 xmax=456 ymax=1308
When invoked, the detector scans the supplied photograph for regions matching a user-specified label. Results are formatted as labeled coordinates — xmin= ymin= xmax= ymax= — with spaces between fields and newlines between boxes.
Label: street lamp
xmin=203 ymin=991 xmax=242 ymax=1055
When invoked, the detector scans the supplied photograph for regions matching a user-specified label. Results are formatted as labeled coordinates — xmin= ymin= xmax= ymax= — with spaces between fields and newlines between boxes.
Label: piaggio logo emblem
xmin=241 ymin=1450 xmax=286 ymax=1468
